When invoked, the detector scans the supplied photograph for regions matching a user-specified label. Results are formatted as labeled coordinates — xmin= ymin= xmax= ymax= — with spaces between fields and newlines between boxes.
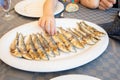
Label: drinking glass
xmin=0 ymin=0 xmax=14 ymax=20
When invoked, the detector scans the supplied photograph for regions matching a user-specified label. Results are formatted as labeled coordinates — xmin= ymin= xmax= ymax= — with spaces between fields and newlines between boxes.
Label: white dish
xmin=14 ymin=0 xmax=64 ymax=18
xmin=50 ymin=74 xmax=101 ymax=80
xmin=0 ymin=18 xmax=109 ymax=72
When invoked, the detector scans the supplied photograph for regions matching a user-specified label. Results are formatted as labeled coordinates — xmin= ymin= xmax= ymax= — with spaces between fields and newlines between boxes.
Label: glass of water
xmin=0 ymin=0 xmax=14 ymax=20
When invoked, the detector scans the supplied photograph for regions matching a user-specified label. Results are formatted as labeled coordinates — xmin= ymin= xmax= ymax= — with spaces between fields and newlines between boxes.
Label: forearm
xmin=80 ymin=0 xmax=100 ymax=9
xmin=43 ymin=0 xmax=58 ymax=16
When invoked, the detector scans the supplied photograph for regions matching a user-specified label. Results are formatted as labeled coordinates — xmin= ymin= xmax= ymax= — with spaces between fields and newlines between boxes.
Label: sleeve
xmin=100 ymin=11 xmax=120 ymax=41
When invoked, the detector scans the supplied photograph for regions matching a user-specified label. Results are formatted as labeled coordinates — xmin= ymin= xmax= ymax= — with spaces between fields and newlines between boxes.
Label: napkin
xmin=99 ymin=12 xmax=120 ymax=41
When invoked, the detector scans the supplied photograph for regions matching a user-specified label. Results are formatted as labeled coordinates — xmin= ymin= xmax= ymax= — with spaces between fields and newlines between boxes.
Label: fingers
xmin=50 ymin=20 xmax=56 ymax=35
xmin=99 ymin=0 xmax=113 ymax=10
xmin=38 ymin=17 xmax=56 ymax=35
xmin=38 ymin=18 xmax=45 ymax=29
xmin=99 ymin=0 xmax=116 ymax=10
xmin=45 ymin=20 xmax=56 ymax=35
xmin=99 ymin=1 xmax=107 ymax=10
xmin=108 ymin=0 xmax=116 ymax=4
xmin=45 ymin=20 xmax=50 ymax=34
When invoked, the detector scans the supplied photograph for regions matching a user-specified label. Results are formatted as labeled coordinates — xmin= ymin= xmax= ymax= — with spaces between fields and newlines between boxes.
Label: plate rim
xmin=14 ymin=0 xmax=64 ymax=18
xmin=50 ymin=74 xmax=101 ymax=80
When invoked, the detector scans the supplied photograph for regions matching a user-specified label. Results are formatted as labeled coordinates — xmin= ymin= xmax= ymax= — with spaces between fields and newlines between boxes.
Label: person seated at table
xmin=80 ymin=0 xmax=117 ymax=10
xmin=38 ymin=0 xmax=118 ymax=35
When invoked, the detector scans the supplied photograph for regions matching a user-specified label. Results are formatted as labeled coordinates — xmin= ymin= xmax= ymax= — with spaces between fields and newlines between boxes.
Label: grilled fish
xmin=31 ymin=34 xmax=49 ymax=60
xmin=25 ymin=35 xmax=40 ymax=60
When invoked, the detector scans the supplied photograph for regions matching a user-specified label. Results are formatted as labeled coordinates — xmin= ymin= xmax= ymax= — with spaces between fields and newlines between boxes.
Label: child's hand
xmin=38 ymin=15 xmax=56 ymax=35
xmin=99 ymin=0 xmax=116 ymax=10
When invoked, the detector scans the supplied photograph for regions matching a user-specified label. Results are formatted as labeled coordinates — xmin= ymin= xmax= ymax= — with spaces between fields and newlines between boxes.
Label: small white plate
xmin=50 ymin=74 xmax=101 ymax=80
xmin=0 ymin=18 xmax=109 ymax=72
xmin=14 ymin=0 xmax=64 ymax=18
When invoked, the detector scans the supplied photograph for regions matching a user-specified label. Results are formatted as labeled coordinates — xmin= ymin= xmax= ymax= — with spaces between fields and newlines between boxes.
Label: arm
xmin=43 ymin=0 xmax=57 ymax=17
xmin=38 ymin=0 xmax=58 ymax=35
xmin=80 ymin=0 xmax=100 ymax=9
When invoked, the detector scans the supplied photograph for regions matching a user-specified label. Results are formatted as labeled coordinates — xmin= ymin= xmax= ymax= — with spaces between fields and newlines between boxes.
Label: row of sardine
xmin=10 ymin=21 xmax=105 ymax=60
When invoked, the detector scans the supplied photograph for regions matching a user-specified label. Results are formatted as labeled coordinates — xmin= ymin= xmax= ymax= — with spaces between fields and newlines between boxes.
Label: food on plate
xmin=58 ymin=27 xmax=84 ymax=49
xmin=42 ymin=32 xmax=60 ymax=56
xmin=66 ymin=3 xmax=79 ymax=12
xmin=10 ymin=21 xmax=105 ymax=60
xmin=30 ymin=34 xmax=49 ymax=60
xmin=52 ymin=33 xmax=70 ymax=53
xmin=10 ymin=32 xmax=22 ymax=57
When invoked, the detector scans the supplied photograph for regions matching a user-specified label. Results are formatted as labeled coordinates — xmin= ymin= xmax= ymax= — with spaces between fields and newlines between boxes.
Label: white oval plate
xmin=0 ymin=18 xmax=109 ymax=72
xmin=14 ymin=0 xmax=64 ymax=18
xmin=50 ymin=74 xmax=101 ymax=80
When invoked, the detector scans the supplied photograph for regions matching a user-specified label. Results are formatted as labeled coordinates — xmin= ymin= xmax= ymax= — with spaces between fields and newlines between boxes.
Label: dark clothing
xmin=100 ymin=12 xmax=120 ymax=41
xmin=99 ymin=0 xmax=120 ymax=41
xmin=113 ymin=0 xmax=120 ymax=8
xmin=118 ymin=0 xmax=120 ymax=8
